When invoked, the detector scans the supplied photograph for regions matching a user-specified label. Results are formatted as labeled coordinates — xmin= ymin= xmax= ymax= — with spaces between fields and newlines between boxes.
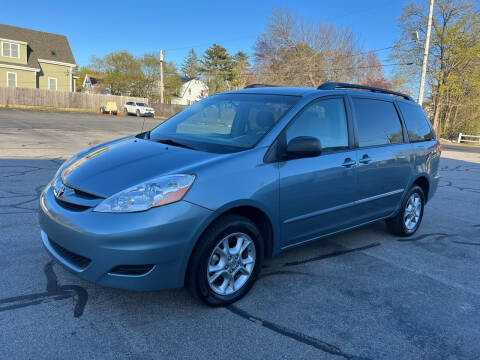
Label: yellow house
xmin=0 ymin=24 xmax=77 ymax=92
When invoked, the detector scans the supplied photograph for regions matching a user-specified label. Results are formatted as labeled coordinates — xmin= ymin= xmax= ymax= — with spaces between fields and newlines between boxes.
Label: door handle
xmin=341 ymin=158 xmax=356 ymax=167
xmin=359 ymin=155 xmax=372 ymax=164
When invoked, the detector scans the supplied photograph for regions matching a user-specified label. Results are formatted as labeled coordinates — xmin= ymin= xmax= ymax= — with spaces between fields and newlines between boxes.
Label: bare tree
xmin=253 ymin=9 xmax=379 ymax=87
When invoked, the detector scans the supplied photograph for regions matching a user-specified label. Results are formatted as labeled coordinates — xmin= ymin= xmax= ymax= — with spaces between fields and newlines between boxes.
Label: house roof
xmin=0 ymin=24 xmax=76 ymax=69
xmin=181 ymin=77 xmax=197 ymax=83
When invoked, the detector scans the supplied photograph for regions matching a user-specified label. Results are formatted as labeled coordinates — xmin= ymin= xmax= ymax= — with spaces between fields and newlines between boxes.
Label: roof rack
xmin=318 ymin=82 xmax=413 ymax=101
xmin=244 ymin=84 xmax=279 ymax=89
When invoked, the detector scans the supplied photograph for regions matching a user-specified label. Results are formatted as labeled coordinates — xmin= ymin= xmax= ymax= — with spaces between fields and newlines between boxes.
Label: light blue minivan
xmin=39 ymin=82 xmax=441 ymax=305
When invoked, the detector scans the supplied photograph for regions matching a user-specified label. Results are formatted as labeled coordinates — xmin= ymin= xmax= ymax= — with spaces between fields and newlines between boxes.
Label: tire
xmin=136 ymin=109 xmax=140 ymax=117
xmin=187 ymin=214 xmax=264 ymax=306
xmin=386 ymin=185 xmax=425 ymax=237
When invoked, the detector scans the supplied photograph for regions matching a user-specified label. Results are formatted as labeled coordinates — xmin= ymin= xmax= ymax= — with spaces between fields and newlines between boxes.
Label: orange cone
xmin=100 ymin=110 xmax=103 ymax=115
xmin=109 ymin=111 xmax=112 ymax=116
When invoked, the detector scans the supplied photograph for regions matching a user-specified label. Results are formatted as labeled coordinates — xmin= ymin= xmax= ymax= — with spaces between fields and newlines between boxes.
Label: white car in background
xmin=124 ymin=102 xmax=155 ymax=117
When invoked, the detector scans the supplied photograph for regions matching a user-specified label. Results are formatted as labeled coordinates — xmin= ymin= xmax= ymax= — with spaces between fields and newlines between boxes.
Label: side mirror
xmin=286 ymin=136 xmax=322 ymax=159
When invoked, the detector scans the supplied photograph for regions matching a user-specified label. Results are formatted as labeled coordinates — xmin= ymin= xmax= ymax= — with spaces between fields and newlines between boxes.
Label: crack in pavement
xmin=397 ymin=233 xmax=451 ymax=242
xmin=282 ymin=243 xmax=381 ymax=267
xmin=0 ymin=261 xmax=88 ymax=318
xmin=226 ymin=305 xmax=370 ymax=360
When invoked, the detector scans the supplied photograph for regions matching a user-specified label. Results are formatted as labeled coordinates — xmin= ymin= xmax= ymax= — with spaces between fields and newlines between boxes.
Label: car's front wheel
xmin=386 ymin=185 xmax=425 ymax=237
xmin=187 ymin=215 xmax=264 ymax=306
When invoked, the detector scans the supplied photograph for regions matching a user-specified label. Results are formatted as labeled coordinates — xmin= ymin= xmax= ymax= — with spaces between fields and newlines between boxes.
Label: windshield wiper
xmin=155 ymin=138 xmax=196 ymax=150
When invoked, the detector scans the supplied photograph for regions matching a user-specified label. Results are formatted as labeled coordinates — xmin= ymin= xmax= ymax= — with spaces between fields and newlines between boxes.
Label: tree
xmin=230 ymin=51 xmax=251 ymax=89
xmin=90 ymin=51 xmax=144 ymax=96
xmin=253 ymin=9 xmax=371 ymax=87
xmin=357 ymin=52 xmax=391 ymax=89
xmin=390 ymin=0 xmax=480 ymax=136
xmin=141 ymin=53 xmax=182 ymax=102
xmin=181 ymin=48 xmax=200 ymax=78
xmin=200 ymin=44 xmax=234 ymax=94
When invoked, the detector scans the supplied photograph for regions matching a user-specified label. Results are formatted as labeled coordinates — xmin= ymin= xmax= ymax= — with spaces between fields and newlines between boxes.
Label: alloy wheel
xmin=207 ymin=232 xmax=256 ymax=296
xmin=404 ymin=193 xmax=422 ymax=232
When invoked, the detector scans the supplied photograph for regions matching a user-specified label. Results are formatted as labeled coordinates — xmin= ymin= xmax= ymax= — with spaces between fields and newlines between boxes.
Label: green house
xmin=0 ymin=24 xmax=77 ymax=92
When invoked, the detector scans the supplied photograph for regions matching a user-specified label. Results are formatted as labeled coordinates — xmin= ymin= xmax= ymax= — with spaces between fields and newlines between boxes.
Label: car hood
xmin=61 ymin=136 xmax=220 ymax=197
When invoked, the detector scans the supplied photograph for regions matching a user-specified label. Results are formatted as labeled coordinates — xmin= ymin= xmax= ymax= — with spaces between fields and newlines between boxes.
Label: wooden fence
xmin=0 ymin=87 xmax=147 ymax=111
xmin=151 ymin=103 xmax=187 ymax=118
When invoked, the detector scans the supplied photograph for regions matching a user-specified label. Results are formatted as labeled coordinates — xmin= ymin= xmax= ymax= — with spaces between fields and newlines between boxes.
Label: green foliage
xmin=91 ymin=51 xmax=144 ymax=96
xmin=88 ymin=51 xmax=182 ymax=102
xmin=390 ymin=0 xmax=480 ymax=138
xmin=74 ymin=66 xmax=103 ymax=92
xmin=200 ymin=44 xmax=234 ymax=94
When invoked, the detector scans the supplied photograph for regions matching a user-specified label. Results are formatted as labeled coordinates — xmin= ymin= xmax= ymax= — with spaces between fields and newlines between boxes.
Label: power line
xmin=162 ymin=62 xmax=413 ymax=77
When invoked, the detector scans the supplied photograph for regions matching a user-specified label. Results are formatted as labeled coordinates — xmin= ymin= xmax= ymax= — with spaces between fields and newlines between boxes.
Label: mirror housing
xmin=285 ymin=136 xmax=322 ymax=159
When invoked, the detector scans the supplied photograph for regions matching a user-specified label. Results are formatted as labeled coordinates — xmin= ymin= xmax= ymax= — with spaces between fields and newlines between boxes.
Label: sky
xmin=0 ymin=0 xmax=413 ymax=78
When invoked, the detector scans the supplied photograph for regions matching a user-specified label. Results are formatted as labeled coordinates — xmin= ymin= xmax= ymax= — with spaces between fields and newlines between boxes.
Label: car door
xmin=278 ymin=96 xmax=360 ymax=249
xmin=350 ymin=96 xmax=413 ymax=222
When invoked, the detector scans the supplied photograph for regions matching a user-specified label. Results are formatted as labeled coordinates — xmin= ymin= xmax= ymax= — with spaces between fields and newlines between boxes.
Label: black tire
xmin=386 ymin=185 xmax=425 ymax=237
xmin=136 ymin=109 xmax=140 ymax=117
xmin=187 ymin=215 xmax=264 ymax=306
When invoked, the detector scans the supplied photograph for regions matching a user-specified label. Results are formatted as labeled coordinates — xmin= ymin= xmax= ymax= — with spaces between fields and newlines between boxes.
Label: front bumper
xmin=39 ymin=184 xmax=213 ymax=291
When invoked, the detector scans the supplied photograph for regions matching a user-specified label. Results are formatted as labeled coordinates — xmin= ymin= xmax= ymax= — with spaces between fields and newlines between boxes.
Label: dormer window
xmin=2 ymin=41 xmax=19 ymax=58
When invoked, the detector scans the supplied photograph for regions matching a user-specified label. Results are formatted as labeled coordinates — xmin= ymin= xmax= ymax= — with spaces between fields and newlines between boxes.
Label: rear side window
xmin=352 ymin=98 xmax=404 ymax=147
xmin=286 ymin=97 xmax=349 ymax=151
xmin=397 ymin=102 xmax=435 ymax=142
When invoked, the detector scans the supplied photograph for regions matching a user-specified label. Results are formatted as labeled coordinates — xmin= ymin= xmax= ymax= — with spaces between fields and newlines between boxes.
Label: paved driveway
xmin=1 ymin=109 xmax=479 ymax=359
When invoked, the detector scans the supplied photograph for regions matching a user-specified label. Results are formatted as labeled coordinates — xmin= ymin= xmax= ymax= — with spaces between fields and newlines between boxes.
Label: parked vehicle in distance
xmin=124 ymin=101 xmax=155 ymax=117
xmin=39 ymin=82 xmax=441 ymax=306
xmin=99 ymin=100 xmax=118 ymax=115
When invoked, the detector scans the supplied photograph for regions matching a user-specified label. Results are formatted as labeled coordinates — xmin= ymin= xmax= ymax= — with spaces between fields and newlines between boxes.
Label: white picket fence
xmin=458 ymin=133 xmax=480 ymax=144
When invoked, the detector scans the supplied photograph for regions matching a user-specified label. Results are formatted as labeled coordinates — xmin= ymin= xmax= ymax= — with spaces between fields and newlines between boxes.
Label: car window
xmin=352 ymin=98 xmax=404 ymax=147
xmin=285 ymin=97 xmax=349 ymax=151
xmin=397 ymin=102 xmax=435 ymax=142
xmin=136 ymin=102 xmax=147 ymax=107
xmin=150 ymin=93 xmax=299 ymax=152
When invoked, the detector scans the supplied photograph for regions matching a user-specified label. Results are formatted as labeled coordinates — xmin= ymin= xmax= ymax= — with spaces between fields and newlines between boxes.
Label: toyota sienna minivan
xmin=39 ymin=82 xmax=441 ymax=306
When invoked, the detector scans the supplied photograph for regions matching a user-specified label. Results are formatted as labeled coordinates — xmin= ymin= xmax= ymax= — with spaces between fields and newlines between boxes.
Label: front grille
xmin=50 ymin=239 xmax=91 ymax=270
xmin=55 ymin=197 xmax=90 ymax=211
xmin=109 ymin=264 xmax=155 ymax=276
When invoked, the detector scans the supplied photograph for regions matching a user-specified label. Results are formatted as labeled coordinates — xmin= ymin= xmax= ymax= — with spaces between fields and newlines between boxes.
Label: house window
xmin=7 ymin=72 xmax=17 ymax=87
xmin=48 ymin=78 xmax=57 ymax=90
xmin=2 ymin=42 xmax=20 ymax=58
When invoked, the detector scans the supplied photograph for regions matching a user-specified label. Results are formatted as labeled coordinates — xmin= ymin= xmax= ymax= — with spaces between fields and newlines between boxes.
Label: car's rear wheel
xmin=187 ymin=215 xmax=264 ymax=306
xmin=386 ymin=185 xmax=425 ymax=237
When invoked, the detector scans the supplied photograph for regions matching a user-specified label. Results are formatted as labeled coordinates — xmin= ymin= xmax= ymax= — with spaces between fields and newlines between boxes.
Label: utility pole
xmin=159 ymin=50 xmax=164 ymax=104
xmin=418 ymin=0 xmax=434 ymax=106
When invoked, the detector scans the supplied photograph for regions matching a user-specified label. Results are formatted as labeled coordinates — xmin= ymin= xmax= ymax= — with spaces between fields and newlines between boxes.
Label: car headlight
xmin=93 ymin=174 xmax=195 ymax=213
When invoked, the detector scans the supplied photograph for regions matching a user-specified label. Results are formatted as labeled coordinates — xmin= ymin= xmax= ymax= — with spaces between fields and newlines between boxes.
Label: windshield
xmin=149 ymin=93 xmax=299 ymax=153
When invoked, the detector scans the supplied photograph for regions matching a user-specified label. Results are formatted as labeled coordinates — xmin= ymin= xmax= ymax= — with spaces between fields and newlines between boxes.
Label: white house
xmin=171 ymin=78 xmax=208 ymax=105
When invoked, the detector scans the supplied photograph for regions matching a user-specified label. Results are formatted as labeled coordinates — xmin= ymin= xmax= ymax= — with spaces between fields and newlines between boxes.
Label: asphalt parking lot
xmin=1 ymin=108 xmax=480 ymax=359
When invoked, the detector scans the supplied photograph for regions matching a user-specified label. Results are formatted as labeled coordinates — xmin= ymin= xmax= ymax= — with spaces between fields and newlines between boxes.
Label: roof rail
xmin=244 ymin=84 xmax=279 ymax=89
xmin=318 ymin=82 xmax=413 ymax=101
